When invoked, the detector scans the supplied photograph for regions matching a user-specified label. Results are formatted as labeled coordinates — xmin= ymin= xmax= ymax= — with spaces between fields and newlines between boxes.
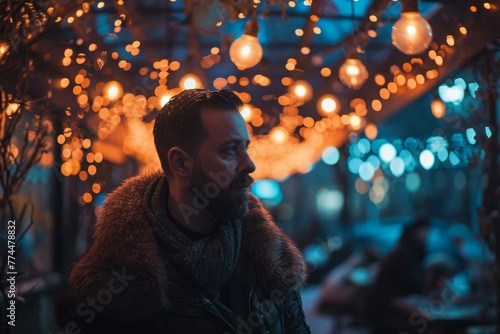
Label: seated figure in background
xmin=364 ymin=218 xmax=431 ymax=334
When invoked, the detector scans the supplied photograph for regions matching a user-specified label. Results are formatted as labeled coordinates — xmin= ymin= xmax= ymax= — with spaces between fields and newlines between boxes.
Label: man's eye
xmin=224 ymin=146 xmax=237 ymax=153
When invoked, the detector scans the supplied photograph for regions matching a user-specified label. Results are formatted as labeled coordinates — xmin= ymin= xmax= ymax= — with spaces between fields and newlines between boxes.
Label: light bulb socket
xmin=243 ymin=18 xmax=259 ymax=37
xmin=346 ymin=48 xmax=358 ymax=60
xmin=401 ymin=0 xmax=420 ymax=13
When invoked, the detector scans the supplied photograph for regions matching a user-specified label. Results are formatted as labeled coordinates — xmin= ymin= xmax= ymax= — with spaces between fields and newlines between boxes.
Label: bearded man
xmin=69 ymin=89 xmax=310 ymax=334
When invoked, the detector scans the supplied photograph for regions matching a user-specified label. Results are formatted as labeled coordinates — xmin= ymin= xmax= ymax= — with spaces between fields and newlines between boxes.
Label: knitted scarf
xmin=144 ymin=175 xmax=242 ymax=295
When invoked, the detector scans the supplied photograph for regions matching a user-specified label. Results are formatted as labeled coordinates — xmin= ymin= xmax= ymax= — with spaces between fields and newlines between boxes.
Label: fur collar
xmin=69 ymin=172 xmax=307 ymax=321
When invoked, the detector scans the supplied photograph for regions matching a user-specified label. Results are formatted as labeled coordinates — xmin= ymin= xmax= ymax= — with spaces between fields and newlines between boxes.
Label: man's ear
xmin=167 ymin=147 xmax=193 ymax=179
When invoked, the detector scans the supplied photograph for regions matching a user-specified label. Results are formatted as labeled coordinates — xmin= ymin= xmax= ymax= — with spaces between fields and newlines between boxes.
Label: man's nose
xmin=240 ymin=151 xmax=256 ymax=174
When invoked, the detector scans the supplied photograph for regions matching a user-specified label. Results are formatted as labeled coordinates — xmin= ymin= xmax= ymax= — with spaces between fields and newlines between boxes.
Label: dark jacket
xmin=69 ymin=173 xmax=310 ymax=334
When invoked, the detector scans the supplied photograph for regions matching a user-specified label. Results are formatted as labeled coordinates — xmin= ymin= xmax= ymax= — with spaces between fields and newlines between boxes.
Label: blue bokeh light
xmin=379 ymin=143 xmax=397 ymax=163
xmin=390 ymin=157 xmax=405 ymax=177
xmin=251 ymin=180 xmax=282 ymax=205
xmin=348 ymin=157 xmax=363 ymax=174
xmin=359 ymin=162 xmax=375 ymax=181
xmin=439 ymin=82 xmax=464 ymax=104
xmin=322 ymin=146 xmax=340 ymax=165
xmin=419 ymin=150 xmax=435 ymax=170
xmin=466 ymin=128 xmax=476 ymax=145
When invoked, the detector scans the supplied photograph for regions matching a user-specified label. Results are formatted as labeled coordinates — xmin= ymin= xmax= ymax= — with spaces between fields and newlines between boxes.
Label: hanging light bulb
xmin=229 ymin=17 xmax=263 ymax=69
xmin=339 ymin=1 xmax=369 ymax=90
xmin=180 ymin=73 xmax=203 ymax=90
xmin=392 ymin=0 xmax=433 ymax=55
xmin=338 ymin=54 xmax=369 ymax=90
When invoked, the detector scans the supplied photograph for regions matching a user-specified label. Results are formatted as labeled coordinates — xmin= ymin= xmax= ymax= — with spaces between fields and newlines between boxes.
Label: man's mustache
xmin=233 ymin=175 xmax=254 ymax=189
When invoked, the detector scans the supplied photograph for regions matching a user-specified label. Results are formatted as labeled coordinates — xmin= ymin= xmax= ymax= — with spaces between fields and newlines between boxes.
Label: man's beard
xmin=189 ymin=162 xmax=254 ymax=221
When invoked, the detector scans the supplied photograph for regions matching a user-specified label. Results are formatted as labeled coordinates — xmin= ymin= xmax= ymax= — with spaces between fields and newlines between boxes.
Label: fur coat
xmin=69 ymin=172 xmax=310 ymax=333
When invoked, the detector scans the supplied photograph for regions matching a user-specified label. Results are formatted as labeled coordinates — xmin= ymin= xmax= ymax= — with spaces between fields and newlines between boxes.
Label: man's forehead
xmin=200 ymin=108 xmax=248 ymax=140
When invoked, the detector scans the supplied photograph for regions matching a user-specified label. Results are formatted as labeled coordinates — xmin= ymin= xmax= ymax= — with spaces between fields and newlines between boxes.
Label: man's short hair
xmin=153 ymin=89 xmax=243 ymax=175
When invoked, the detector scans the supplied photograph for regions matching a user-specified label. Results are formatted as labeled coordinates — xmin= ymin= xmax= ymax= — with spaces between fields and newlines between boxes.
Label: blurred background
xmin=1 ymin=0 xmax=499 ymax=333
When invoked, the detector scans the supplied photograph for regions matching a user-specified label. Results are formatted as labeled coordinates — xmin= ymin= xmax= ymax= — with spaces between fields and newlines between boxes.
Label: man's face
xmin=188 ymin=108 xmax=256 ymax=220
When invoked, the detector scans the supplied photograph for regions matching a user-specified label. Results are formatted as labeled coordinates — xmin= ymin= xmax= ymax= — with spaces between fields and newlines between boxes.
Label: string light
xmin=392 ymin=0 xmax=433 ymax=55
xmin=317 ymin=94 xmax=340 ymax=117
xmin=229 ymin=12 xmax=263 ymax=69
xmin=339 ymin=1 xmax=369 ymax=90
xmin=339 ymin=56 xmax=369 ymax=90
xmin=103 ymin=81 xmax=123 ymax=101
xmin=180 ymin=73 xmax=203 ymax=90
xmin=269 ymin=126 xmax=289 ymax=144
xmin=431 ymin=98 xmax=446 ymax=118
xmin=289 ymin=80 xmax=313 ymax=102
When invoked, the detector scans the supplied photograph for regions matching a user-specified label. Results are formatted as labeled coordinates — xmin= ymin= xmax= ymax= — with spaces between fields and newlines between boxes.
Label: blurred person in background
xmin=365 ymin=218 xmax=431 ymax=334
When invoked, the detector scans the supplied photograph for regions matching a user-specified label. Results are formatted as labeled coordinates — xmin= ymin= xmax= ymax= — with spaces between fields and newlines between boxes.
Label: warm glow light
xmin=431 ymin=98 xmax=446 ymax=118
xmin=83 ymin=193 xmax=92 ymax=203
xmin=289 ymin=80 xmax=313 ymax=102
xmin=392 ymin=12 xmax=433 ymax=55
xmin=320 ymin=67 xmax=331 ymax=77
xmin=365 ymin=123 xmax=378 ymax=139
xmin=339 ymin=58 xmax=369 ymax=90
xmin=317 ymin=94 xmax=340 ymax=116
xmin=160 ymin=94 xmax=172 ymax=107
xmin=229 ymin=34 xmax=263 ymax=69
xmin=446 ymin=35 xmax=455 ymax=46
xmin=372 ymin=99 xmax=382 ymax=112
xmin=387 ymin=82 xmax=398 ymax=93
xmin=407 ymin=78 xmax=417 ymax=89
xmin=60 ymin=78 xmax=70 ymax=88
xmin=270 ymin=126 xmax=289 ymax=144
xmin=374 ymin=74 xmax=385 ymax=86
xmin=380 ymin=88 xmax=390 ymax=100
xmin=350 ymin=115 xmax=362 ymax=129
xmin=0 ymin=41 xmax=10 ymax=60
xmin=180 ymin=73 xmax=203 ymax=90
xmin=5 ymin=102 xmax=20 ymax=117
xmin=396 ymin=74 xmax=406 ymax=86
xmin=240 ymin=105 xmax=252 ymax=122
xmin=103 ymin=81 xmax=123 ymax=101
xmin=347 ymin=65 xmax=360 ymax=76
xmin=295 ymin=85 xmax=306 ymax=97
